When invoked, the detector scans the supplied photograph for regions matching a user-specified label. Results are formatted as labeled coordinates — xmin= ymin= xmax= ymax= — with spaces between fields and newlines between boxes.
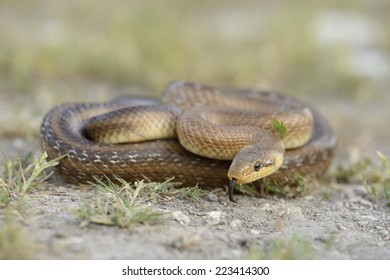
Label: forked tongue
xmin=229 ymin=178 xmax=237 ymax=202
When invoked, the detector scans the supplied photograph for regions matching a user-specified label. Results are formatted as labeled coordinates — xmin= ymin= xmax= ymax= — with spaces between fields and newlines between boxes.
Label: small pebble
xmin=336 ymin=223 xmax=347 ymax=231
xmin=206 ymin=193 xmax=218 ymax=202
xmin=303 ymin=195 xmax=315 ymax=201
xmin=353 ymin=185 xmax=368 ymax=196
xmin=172 ymin=211 xmax=191 ymax=225
xmin=358 ymin=221 xmax=369 ymax=227
xmin=315 ymin=236 xmax=327 ymax=243
xmin=335 ymin=201 xmax=344 ymax=208
xmin=350 ymin=197 xmax=361 ymax=203
xmin=359 ymin=199 xmax=372 ymax=207
xmin=54 ymin=232 xmax=66 ymax=239
xmin=261 ymin=203 xmax=273 ymax=213
xmin=229 ymin=219 xmax=242 ymax=230
xmin=205 ymin=211 xmax=222 ymax=225
xmin=381 ymin=234 xmax=390 ymax=241
xmin=363 ymin=215 xmax=379 ymax=221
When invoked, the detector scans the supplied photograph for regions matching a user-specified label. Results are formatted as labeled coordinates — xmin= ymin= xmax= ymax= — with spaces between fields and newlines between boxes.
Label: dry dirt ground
xmin=1 ymin=94 xmax=389 ymax=260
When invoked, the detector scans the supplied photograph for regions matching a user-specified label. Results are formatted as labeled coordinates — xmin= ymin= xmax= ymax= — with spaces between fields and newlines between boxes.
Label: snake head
xmin=227 ymin=141 xmax=285 ymax=186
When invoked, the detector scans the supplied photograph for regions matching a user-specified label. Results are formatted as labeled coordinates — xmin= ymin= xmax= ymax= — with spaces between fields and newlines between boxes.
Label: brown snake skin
xmin=41 ymin=81 xmax=337 ymax=200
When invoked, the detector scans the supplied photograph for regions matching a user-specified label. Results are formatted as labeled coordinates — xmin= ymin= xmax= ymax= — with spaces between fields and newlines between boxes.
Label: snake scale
xmin=41 ymin=81 xmax=336 ymax=201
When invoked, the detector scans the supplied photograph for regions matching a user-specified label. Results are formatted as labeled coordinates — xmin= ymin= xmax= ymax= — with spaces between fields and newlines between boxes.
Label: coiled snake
xmin=41 ymin=81 xmax=336 ymax=201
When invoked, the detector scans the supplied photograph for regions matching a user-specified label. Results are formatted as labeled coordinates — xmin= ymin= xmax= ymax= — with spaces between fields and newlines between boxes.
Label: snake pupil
xmin=254 ymin=161 xmax=261 ymax=172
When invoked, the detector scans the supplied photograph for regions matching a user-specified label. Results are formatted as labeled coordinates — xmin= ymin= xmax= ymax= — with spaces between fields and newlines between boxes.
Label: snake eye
xmin=254 ymin=161 xmax=262 ymax=172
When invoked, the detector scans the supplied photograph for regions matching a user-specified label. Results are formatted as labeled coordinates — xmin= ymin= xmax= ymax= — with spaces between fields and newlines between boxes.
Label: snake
xmin=41 ymin=80 xmax=336 ymax=201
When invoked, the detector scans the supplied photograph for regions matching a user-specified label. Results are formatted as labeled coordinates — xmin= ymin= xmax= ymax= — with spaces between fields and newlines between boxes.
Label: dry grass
xmin=0 ymin=152 xmax=62 ymax=207
xmin=76 ymin=177 xmax=202 ymax=228
xmin=334 ymin=151 xmax=390 ymax=206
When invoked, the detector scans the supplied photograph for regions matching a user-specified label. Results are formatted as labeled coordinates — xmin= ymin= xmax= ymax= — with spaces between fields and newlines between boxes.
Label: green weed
xmin=76 ymin=176 xmax=203 ymax=228
xmin=0 ymin=152 xmax=62 ymax=207
xmin=270 ymin=119 xmax=287 ymax=139
xmin=233 ymin=184 xmax=261 ymax=198
xmin=143 ymin=178 xmax=202 ymax=202
xmin=324 ymin=234 xmax=337 ymax=250
xmin=364 ymin=152 xmax=390 ymax=206
xmin=262 ymin=173 xmax=308 ymax=197
xmin=335 ymin=157 xmax=372 ymax=183
xmin=334 ymin=151 xmax=390 ymax=206
xmin=77 ymin=177 xmax=164 ymax=228
xmin=232 ymin=173 xmax=308 ymax=199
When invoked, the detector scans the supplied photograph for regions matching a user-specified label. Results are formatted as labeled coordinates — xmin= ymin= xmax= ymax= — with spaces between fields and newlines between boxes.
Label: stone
xmin=205 ymin=211 xmax=222 ymax=225
xmin=172 ymin=211 xmax=191 ymax=225
xmin=229 ymin=219 xmax=242 ymax=230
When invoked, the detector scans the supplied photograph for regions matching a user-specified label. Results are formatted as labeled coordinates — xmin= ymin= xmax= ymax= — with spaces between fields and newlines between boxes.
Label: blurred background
xmin=0 ymin=0 xmax=389 ymax=162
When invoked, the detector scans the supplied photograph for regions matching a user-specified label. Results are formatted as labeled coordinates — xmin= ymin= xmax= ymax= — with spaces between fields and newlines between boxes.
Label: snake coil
xmin=41 ymin=81 xmax=336 ymax=201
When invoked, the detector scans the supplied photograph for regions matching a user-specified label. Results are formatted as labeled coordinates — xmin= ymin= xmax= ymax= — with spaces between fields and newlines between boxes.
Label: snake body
xmin=41 ymin=81 xmax=336 ymax=200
